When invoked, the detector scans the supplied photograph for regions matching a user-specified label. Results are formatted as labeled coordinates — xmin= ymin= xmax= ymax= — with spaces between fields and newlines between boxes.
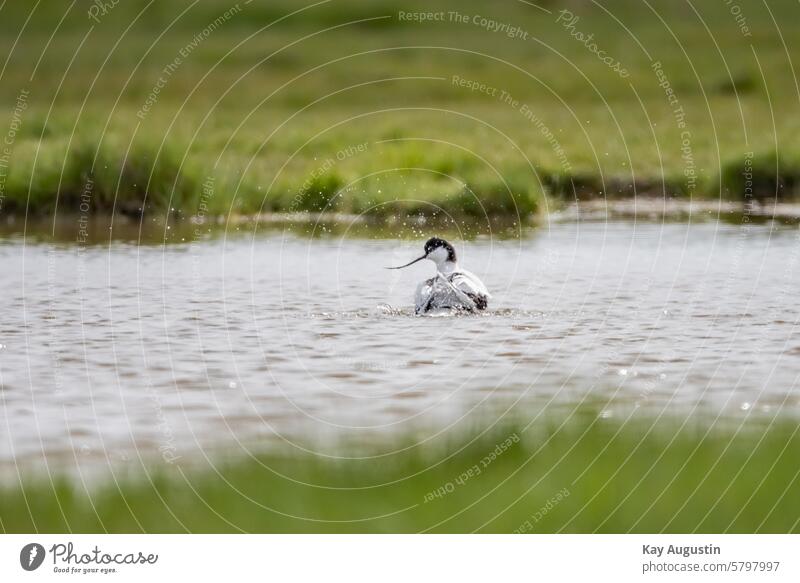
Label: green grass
xmin=2 ymin=0 xmax=800 ymax=219
xmin=3 ymin=410 xmax=799 ymax=533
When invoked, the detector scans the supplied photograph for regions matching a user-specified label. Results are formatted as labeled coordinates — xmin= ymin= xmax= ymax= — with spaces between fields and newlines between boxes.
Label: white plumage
xmin=415 ymin=269 xmax=490 ymax=314
xmin=387 ymin=237 xmax=491 ymax=315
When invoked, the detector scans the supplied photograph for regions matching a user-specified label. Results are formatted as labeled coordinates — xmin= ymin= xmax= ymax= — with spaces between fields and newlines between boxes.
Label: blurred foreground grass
xmin=3 ymin=410 xmax=798 ymax=533
xmin=2 ymin=0 xmax=800 ymax=219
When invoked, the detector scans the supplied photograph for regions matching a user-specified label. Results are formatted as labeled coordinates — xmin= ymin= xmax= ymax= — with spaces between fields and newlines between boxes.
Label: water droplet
xmin=618 ymin=368 xmax=628 ymax=376
xmin=740 ymin=402 xmax=751 ymax=411
xmin=228 ymin=381 xmax=237 ymax=389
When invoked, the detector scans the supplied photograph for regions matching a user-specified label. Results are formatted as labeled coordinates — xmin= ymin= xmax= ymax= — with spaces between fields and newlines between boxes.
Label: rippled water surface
xmin=2 ymin=221 xmax=800 ymax=468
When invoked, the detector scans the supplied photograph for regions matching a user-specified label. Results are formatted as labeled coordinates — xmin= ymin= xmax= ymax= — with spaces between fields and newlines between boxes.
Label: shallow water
xmin=2 ymin=220 xmax=800 ymax=469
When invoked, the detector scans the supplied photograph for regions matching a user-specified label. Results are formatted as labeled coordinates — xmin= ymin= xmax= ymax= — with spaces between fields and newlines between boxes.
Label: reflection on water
xmin=0 ymin=213 xmax=528 ymax=246
xmin=1 ymin=220 xmax=800 ymax=470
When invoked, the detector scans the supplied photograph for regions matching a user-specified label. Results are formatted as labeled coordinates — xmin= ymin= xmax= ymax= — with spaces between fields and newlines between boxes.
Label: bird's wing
xmin=450 ymin=270 xmax=490 ymax=310
xmin=414 ymin=278 xmax=436 ymax=314
xmin=451 ymin=270 xmax=491 ymax=298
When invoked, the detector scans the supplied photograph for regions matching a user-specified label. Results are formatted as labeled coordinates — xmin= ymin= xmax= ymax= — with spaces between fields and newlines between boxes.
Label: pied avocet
xmin=387 ymin=237 xmax=491 ymax=315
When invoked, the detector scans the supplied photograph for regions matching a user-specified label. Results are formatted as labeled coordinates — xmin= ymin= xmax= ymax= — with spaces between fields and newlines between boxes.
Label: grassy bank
xmin=3 ymin=410 xmax=799 ymax=533
xmin=2 ymin=0 xmax=800 ymax=220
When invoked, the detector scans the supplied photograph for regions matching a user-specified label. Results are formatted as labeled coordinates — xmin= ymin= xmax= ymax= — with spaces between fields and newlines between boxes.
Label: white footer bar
xmin=1 ymin=535 xmax=796 ymax=582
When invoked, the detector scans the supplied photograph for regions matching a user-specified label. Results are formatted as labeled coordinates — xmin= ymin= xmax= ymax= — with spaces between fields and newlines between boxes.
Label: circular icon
xmin=19 ymin=543 xmax=45 ymax=571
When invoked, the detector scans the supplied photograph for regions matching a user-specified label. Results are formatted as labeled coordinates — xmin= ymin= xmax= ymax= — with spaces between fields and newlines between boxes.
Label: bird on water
xmin=387 ymin=237 xmax=491 ymax=315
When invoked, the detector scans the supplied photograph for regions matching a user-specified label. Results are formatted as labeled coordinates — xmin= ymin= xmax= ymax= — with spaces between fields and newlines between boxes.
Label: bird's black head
xmin=424 ymin=237 xmax=456 ymax=262
xmin=385 ymin=237 xmax=458 ymax=270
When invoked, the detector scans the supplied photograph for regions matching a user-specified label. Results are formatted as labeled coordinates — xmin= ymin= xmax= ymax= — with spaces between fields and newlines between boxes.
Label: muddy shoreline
xmin=3 ymin=197 xmax=799 ymax=245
